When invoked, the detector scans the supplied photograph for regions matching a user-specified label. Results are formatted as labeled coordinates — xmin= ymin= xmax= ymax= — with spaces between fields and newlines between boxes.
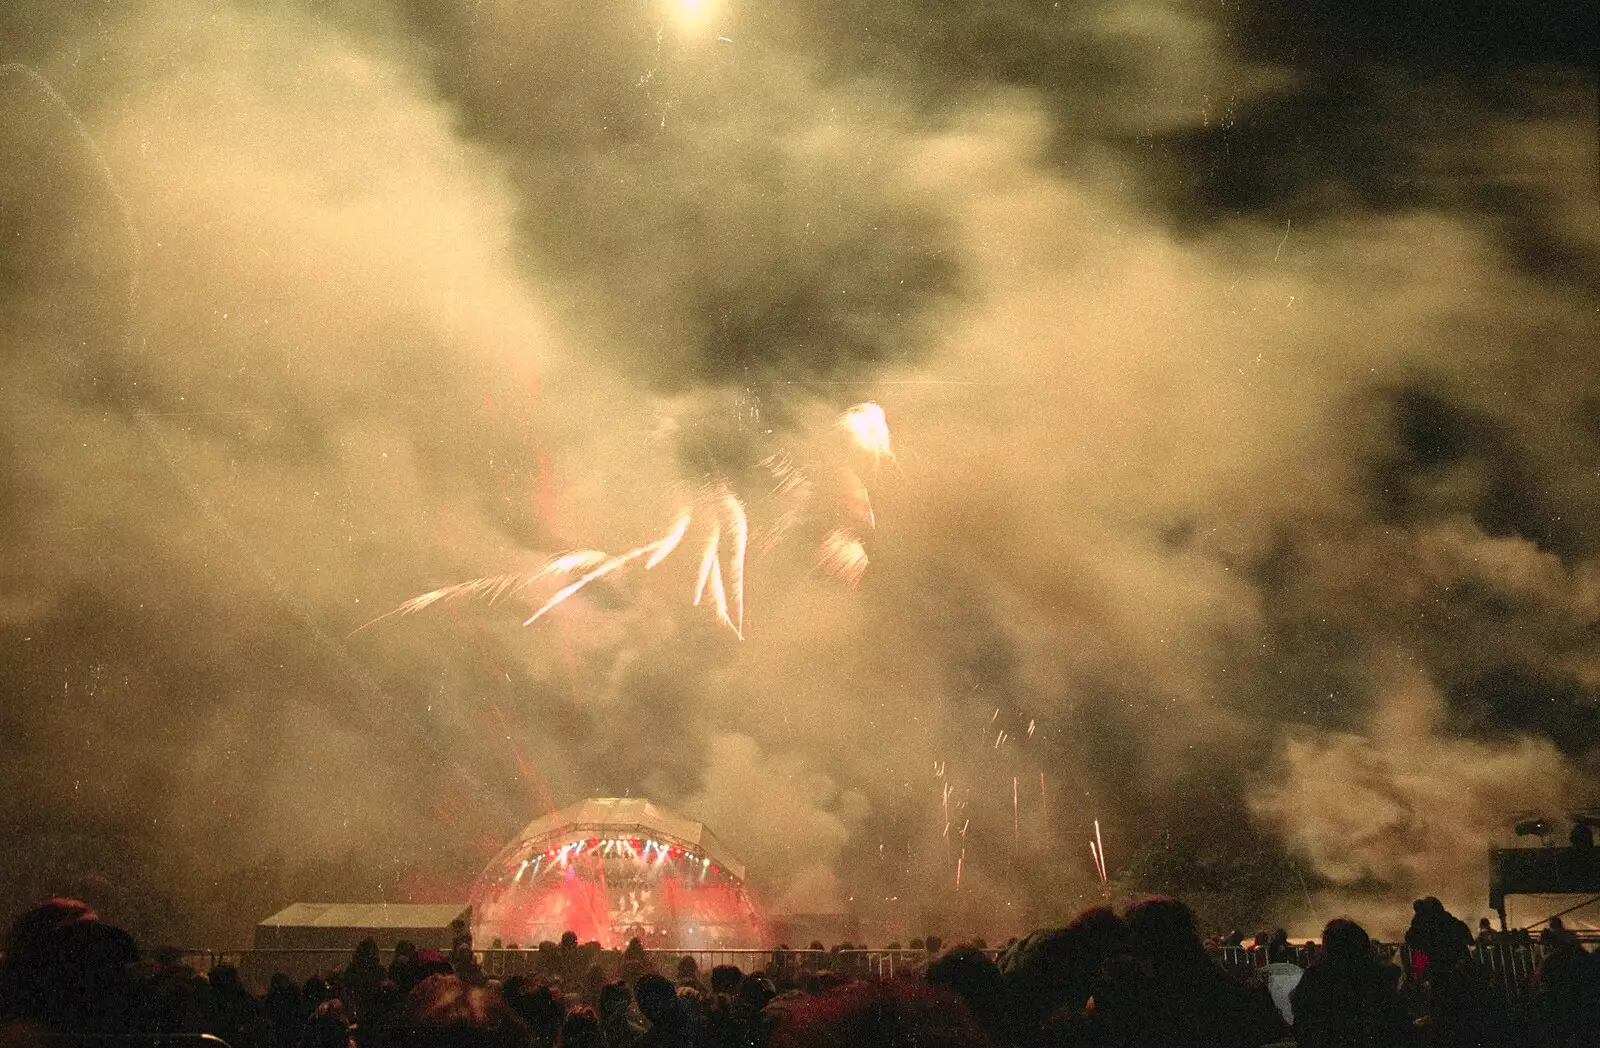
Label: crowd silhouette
xmin=2 ymin=895 xmax=1595 ymax=1047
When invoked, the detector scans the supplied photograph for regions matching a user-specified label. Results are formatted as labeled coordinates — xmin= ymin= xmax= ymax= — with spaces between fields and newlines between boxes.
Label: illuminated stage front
xmin=470 ymin=797 xmax=766 ymax=949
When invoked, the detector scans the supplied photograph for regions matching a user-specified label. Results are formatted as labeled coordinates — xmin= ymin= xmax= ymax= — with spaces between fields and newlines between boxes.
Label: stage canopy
xmin=470 ymin=797 xmax=764 ymax=949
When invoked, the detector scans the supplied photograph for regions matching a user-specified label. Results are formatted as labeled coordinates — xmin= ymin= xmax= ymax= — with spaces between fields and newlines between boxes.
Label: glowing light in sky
xmin=673 ymin=0 xmax=715 ymax=33
xmin=839 ymin=402 xmax=894 ymax=468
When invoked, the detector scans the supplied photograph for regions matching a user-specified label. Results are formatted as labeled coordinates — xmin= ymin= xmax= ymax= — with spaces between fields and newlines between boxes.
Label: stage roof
xmin=493 ymin=797 xmax=746 ymax=881
xmin=258 ymin=903 xmax=470 ymax=929
xmin=253 ymin=902 xmax=471 ymax=950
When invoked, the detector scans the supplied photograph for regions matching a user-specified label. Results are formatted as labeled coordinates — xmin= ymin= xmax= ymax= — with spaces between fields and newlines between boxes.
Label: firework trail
xmin=351 ymin=551 xmax=610 ymax=634
xmin=1012 ymin=776 xmax=1019 ymax=851
xmin=761 ymin=403 xmax=891 ymax=582
xmin=645 ymin=511 xmax=692 ymax=569
xmin=370 ymin=404 xmax=891 ymax=639
xmin=817 ymin=528 xmax=869 ymax=587
xmin=527 ymin=510 xmax=693 ymax=626
xmin=707 ymin=554 xmax=734 ymax=634
xmin=1094 ymin=819 xmax=1108 ymax=881
xmin=723 ymin=493 xmax=747 ymax=632
xmin=755 ymin=450 xmax=810 ymax=554
xmin=692 ymin=522 xmax=721 ymax=609
xmin=934 ymin=777 xmax=947 ymax=844
xmin=841 ymin=469 xmax=876 ymax=530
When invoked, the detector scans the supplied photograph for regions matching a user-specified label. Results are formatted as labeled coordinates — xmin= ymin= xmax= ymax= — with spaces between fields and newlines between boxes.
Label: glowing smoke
xmin=0 ymin=0 xmax=1593 ymax=948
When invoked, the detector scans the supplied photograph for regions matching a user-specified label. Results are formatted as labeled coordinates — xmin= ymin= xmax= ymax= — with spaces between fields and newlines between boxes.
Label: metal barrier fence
xmin=1213 ymin=942 xmax=1553 ymax=1003
xmin=174 ymin=941 xmax=1561 ymax=1000
xmin=198 ymin=947 xmax=936 ymax=992
xmin=39 ymin=1038 xmax=233 ymax=1048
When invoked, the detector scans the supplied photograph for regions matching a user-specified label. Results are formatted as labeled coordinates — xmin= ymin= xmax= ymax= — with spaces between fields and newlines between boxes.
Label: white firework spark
xmin=370 ymin=404 xmax=892 ymax=638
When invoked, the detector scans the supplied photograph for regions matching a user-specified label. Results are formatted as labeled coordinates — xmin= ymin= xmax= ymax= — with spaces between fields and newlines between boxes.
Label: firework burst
xmin=365 ymin=404 xmax=892 ymax=638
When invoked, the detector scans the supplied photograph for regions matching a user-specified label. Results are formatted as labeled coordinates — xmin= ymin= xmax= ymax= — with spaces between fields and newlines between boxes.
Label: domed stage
xmin=470 ymin=797 xmax=767 ymax=949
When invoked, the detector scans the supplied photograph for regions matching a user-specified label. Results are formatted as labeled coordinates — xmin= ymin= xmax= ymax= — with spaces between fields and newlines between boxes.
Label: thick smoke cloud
xmin=1 ymin=0 xmax=1594 ymax=946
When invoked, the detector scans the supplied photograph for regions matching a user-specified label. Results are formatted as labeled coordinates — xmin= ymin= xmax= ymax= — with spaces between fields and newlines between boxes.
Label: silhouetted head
xmin=303 ymin=999 xmax=353 ymax=1048
xmin=675 ymin=954 xmax=700 ymax=983
xmin=1320 ymin=919 xmax=1373 ymax=966
xmin=710 ymin=964 xmax=742 ymax=993
xmin=598 ymin=979 xmax=631 ymax=1020
xmin=209 ymin=964 xmax=244 ymax=994
xmin=769 ymin=979 xmax=988 ymax=1048
xmin=736 ymin=973 xmax=777 ymax=1012
xmin=387 ymin=974 xmax=528 ymax=1048
xmin=636 ymin=972 xmax=679 ymax=1027
xmin=556 ymin=1005 xmax=605 ymax=1048
xmin=506 ymin=982 xmax=563 ymax=1038
xmin=5 ymin=898 xmax=97 ymax=964
xmin=560 ymin=931 xmax=579 ymax=950
xmin=4 ymin=898 xmax=105 ymax=1015
xmin=998 ymin=907 xmax=1129 ymax=1033
xmin=412 ymin=948 xmax=453 ymax=979
xmin=16 ymin=916 xmax=139 ymax=1030
xmin=924 ymin=946 xmax=1004 ymax=1029
xmin=1125 ymin=898 xmax=1206 ymax=968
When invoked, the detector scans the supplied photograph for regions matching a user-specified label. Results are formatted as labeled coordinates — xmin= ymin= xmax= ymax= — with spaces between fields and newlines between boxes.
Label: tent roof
xmin=257 ymin=903 xmax=469 ymax=930
xmin=490 ymin=797 xmax=746 ymax=881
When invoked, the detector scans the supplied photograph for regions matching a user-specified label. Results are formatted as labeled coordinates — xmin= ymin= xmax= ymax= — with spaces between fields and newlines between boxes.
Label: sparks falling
xmin=1091 ymin=819 xmax=1109 ymax=883
xmin=1012 ymin=775 xmax=1019 ymax=851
